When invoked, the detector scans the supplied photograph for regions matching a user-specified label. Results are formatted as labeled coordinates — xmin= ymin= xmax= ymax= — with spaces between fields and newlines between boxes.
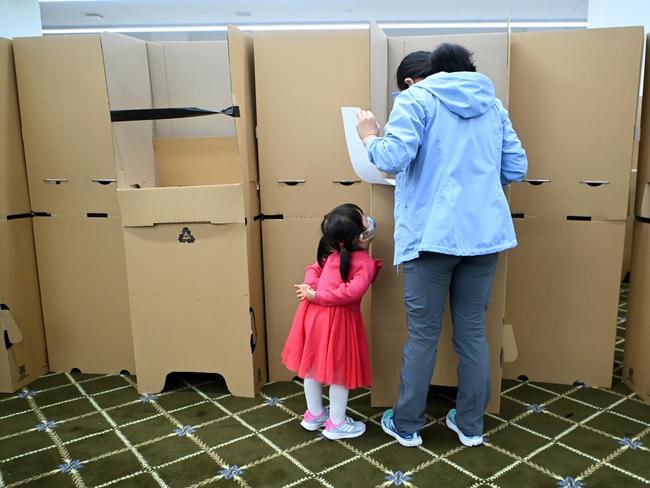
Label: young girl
xmin=281 ymin=203 xmax=381 ymax=440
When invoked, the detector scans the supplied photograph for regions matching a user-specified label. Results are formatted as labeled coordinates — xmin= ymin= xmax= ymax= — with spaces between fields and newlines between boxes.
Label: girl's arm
xmin=313 ymin=263 xmax=374 ymax=306
xmin=303 ymin=263 xmax=322 ymax=288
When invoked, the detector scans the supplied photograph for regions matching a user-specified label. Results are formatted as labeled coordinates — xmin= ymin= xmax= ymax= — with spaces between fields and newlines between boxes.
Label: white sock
xmin=304 ymin=378 xmax=324 ymax=415
xmin=329 ymin=384 xmax=349 ymax=425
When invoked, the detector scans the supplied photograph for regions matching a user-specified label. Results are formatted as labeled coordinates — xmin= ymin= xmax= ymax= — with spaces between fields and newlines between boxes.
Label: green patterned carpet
xmin=1 ymin=286 xmax=648 ymax=488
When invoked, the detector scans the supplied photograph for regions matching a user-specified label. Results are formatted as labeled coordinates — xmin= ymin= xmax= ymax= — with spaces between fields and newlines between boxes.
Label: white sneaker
xmin=322 ymin=416 xmax=366 ymax=440
xmin=300 ymin=408 xmax=329 ymax=431
xmin=446 ymin=409 xmax=483 ymax=447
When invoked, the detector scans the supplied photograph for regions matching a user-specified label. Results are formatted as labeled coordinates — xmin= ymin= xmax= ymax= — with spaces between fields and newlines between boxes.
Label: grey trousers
xmin=393 ymin=251 xmax=499 ymax=437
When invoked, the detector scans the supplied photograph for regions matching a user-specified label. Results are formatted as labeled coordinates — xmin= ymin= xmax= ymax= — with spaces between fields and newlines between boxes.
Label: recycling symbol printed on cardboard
xmin=178 ymin=227 xmax=196 ymax=244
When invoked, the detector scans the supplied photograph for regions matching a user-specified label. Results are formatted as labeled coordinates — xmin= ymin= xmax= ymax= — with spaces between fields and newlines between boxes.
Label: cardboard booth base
xmin=0 ymin=218 xmax=48 ymax=392
xmin=32 ymin=215 xmax=135 ymax=375
xmin=120 ymin=185 xmax=266 ymax=396
xmin=623 ymin=220 xmax=650 ymax=405
xmin=504 ymin=217 xmax=625 ymax=387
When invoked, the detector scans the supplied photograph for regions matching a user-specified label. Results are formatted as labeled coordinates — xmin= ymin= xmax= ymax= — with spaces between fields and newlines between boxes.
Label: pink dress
xmin=281 ymin=250 xmax=382 ymax=390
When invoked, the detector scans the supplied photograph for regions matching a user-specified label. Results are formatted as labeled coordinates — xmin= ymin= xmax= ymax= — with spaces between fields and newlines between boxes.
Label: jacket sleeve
xmin=313 ymin=262 xmax=374 ymax=306
xmin=303 ymin=263 xmax=322 ymax=288
xmin=497 ymin=100 xmax=528 ymax=186
xmin=366 ymin=91 xmax=428 ymax=175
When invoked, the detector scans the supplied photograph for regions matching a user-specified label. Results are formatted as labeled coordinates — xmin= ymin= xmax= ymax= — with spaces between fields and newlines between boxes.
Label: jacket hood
xmin=413 ymin=71 xmax=496 ymax=119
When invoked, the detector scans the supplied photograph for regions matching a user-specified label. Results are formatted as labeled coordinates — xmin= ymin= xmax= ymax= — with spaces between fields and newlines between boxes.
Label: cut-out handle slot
xmin=249 ymin=307 xmax=258 ymax=353
xmin=277 ymin=179 xmax=306 ymax=186
xmin=579 ymin=180 xmax=609 ymax=187
xmin=43 ymin=178 xmax=68 ymax=185
xmin=333 ymin=179 xmax=361 ymax=186
xmin=92 ymin=179 xmax=117 ymax=186
xmin=523 ymin=179 xmax=551 ymax=186
xmin=0 ymin=304 xmax=23 ymax=347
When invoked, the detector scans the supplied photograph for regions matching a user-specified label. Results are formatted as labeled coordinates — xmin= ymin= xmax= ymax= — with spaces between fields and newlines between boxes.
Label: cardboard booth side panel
xmin=32 ymin=216 xmax=135 ymax=374
xmin=623 ymin=221 xmax=650 ymax=404
xmin=0 ymin=38 xmax=31 ymax=218
xmin=504 ymin=218 xmax=625 ymax=387
xmin=122 ymin=222 xmax=257 ymax=395
xmin=637 ymin=36 xmax=650 ymax=218
xmin=227 ymin=26 xmax=260 ymax=188
xmin=13 ymin=36 xmax=119 ymax=215
xmin=509 ymin=27 xmax=644 ymax=220
xmin=0 ymin=219 xmax=47 ymax=392
xmin=247 ymin=218 xmax=268 ymax=389
xmin=101 ymin=32 xmax=156 ymax=190
xmin=369 ymin=22 xmax=389 ymax=129
xmin=254 ymin=31 xmax=371 ymax=216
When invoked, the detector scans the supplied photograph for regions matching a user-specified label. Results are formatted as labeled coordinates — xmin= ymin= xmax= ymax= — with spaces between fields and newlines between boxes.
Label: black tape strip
xmin=6 ymin=213 xmax=33 ymax=221
xmin=257 ymin=214 xmax=284 ymax=221
xmin=636 ymin=216 xmax=650 ymax=224
xmin=32 ymin=212 xmax=52 ymax=217
xmin=110 ymin=106 xmax=240 ymax=122
xmin=87 ymin=213 xmax=109 ymax=218
xmin=566 ymin=216 xmax=592 ymax=221
xmin=253 ymin=214 xmax=264 ymax=221
xmin=511 ymin=213 xmax=525 ymax=219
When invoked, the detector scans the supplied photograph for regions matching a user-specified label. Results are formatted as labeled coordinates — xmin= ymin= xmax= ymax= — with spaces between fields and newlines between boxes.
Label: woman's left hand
xmin=356 ymin=110 xmax=380 ymax=143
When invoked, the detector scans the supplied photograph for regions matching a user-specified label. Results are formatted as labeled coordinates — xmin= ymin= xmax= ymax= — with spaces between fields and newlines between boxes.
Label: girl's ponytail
xmin=339 ymin=242 xmax=352 ymax=283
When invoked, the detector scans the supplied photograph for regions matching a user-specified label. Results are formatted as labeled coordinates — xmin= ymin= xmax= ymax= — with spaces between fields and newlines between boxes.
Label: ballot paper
xmin=341 ymin=107 xmax=395 ymax=186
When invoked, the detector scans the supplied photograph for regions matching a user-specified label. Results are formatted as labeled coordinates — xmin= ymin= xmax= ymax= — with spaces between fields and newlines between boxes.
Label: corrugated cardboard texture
xmin=254 ymin=31 xmax=371 ymax=217
xmin=623 ymin=221 xmax=650 ymax=404
xmin=369 ymin=185 xmax=506 ymax=413
xmin=154 ymin=137 xmax=241 ymax=187
xmin=509 ymin=27 xmax=644 ymax=220
xmin=0 ymin=218 xmax=48 ymax=392
xmin=13 ymin=36 xmax=120 ymax=215
xmin=101 ymin=32 xmax=157 ymax=189
xmin=637 ymin=36 xmax=650 ymax=218
xmin=504 ymin=217 xmax=625 ymax=386
xmin=0 ymin=38 xmax=31 ymax=218
xmin=118 ymin=184 xmax=245 ymax=227
xmin=122 ymin=220 xmax=265 ymax=395
xmin=370 ymin=22 xmax=389 ymax=129
xmin=32 ymin=215 xmax=135 ymax=374
xmin=147 ymin=41 xmax=235 ymax=139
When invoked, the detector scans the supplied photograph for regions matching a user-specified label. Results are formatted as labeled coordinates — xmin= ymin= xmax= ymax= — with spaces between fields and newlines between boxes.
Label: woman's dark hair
xmin=317 ymin=203 xmax=365 ymax=282
xmin=429 ymin=43 xmax=476 ymax=75
xmin=396 ymin=50 xmax=434 ymax=91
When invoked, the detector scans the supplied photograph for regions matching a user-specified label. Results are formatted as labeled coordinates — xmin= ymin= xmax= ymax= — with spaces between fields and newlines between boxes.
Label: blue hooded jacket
xmin=367 ymin=71 xmax=527 ymax=265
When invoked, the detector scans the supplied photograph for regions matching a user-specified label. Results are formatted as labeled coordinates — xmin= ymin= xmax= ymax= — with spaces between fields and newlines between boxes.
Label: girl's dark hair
xmin=396 ymin=50 xmax=434 ymax=91
xmin=317 ymin=203 xmax=365 ymax=282
xmin=429 ymin=43 xmax=476 ymax=75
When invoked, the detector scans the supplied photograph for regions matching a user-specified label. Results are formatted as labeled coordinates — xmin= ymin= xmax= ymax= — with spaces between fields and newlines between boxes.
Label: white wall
xmin=0 ymin=0 xmax=42 ymax=38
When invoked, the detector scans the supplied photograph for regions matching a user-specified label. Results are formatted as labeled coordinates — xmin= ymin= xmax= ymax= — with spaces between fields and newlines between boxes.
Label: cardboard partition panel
xmin=112 ymin=27 xmax=266 ymax=395
xmin=637 ymin=36 xmax=650 ymax=219
xmin=509 ymin=27 xmax=644 ymax=220
xmin=13 ymin=36 xmax=120 ymax=215
xmin=623 ymin=220 xmax=650 ymax=404
xmin=369 ymin=185 xmax=509 ymax=413
xmin=254 ymin=31 xmax=371 ymax=217
xmin=504 ymin=217 xmax=625 ymax=387
xmin=32 ymin=215 xmax=135 ymax=374
xmin=0 ymin=217 xmax=48 ymax=392
xmin=0 ymin=38 xmax=31 ymax=218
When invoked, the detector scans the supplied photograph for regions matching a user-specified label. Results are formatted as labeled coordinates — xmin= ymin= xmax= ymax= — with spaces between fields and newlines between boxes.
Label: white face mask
xmin=360 ymin=216 xmax=376 ymax=242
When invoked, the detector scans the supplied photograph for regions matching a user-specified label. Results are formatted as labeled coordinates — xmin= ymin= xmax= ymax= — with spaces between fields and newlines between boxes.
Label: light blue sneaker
xmin=322 ymin=416 xmax=366 ymax=440
xmin=300 ymin=407 xmax=329 ymax=431
xmin=446 ymin=409 xmax=483 ymax=447
xmin=381 ymin=409 xmax=422 ymax=447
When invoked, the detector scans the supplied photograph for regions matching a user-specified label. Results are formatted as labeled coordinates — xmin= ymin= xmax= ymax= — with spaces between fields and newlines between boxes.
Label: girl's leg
xmin=304 ymin=377 xmax=324 ymax=415
xmin=328 ymin=383 xmax=349 ymax=424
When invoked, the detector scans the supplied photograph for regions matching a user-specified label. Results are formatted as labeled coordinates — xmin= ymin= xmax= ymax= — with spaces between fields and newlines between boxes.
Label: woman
xmin=356 ymin=44 xmax=527 ymax=448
